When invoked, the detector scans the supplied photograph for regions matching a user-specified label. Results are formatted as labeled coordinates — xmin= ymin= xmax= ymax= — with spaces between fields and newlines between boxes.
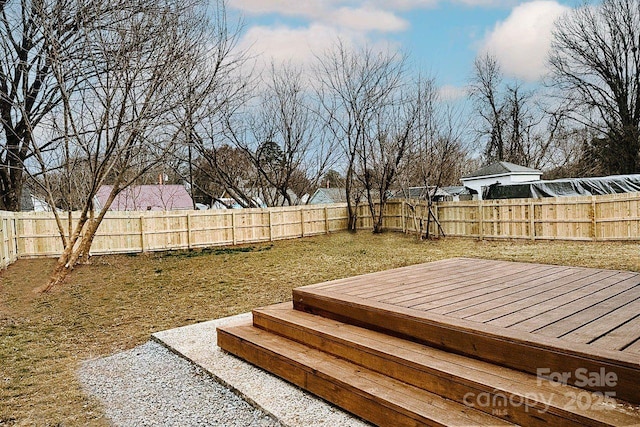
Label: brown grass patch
xmin=1 ymin=231 xmax=639 ymax=425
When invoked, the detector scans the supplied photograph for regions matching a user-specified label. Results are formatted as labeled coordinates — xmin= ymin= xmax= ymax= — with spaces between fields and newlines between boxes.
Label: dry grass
xmin=1 ymin=231 xmax=639 ymax=426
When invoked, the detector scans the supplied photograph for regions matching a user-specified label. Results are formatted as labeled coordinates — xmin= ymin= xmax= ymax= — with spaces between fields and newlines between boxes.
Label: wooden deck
xmin=297 ymin=258 xmax=640 ymax=354
xmin=219 ymin=258 xmax=640 ymax=426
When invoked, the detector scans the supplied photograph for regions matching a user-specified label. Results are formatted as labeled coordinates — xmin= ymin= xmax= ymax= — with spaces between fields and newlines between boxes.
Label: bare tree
xmin=549 ymin=0 xmax=640 ymax=174
xmin=316 ymin=42 xmax=404 ymax=230
xmin=400 ymin=78 xmax=469 ymax=238
xmin=35 ymin=0 xmax=239 ymax=291
xmin=470 ymin=54 xmax=508 ymax=164
xmin=170 ymin=0 xmax=248 ymax=208
xmin=470 ymin=53 xmax=565 ymax=169
xmin=214 ymin=63 xmax=334 ymax=207
xmin=191 ymin=145 xmax=257 ymax=208
xmin=359 ymin=83 xmax=420 ymax=233
xmin=0 ymin=0 xmax=107 ymax=211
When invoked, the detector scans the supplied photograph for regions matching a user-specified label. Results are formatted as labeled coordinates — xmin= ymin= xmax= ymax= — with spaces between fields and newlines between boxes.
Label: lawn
xmin=1 ymin=231 xmax=639 ymax=426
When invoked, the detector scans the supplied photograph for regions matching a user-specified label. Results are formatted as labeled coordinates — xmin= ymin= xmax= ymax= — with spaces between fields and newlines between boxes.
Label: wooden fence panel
xmin=92 ymin=212 xmax=146 ymax=253
xmin=0 ymin=212 xmax=18 ymax=269
xmin=326 ymin=205 xmax=349 ymax=231
xmin=188 ymin=211 xmax=234 ymax=248
xmin=10 ymin=204 xmax=352 ymax=259
xmin=390 ymin=192 xmax=640 ymax=242
xmin=2 ymin=192 xmax=639 ymax=265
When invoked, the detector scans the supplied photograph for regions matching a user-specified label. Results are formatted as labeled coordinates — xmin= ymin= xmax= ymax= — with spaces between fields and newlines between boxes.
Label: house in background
xmin=218 ymin=188 xmax=302 ymax=208
xmin=390 ymin=186 xmax=475 ymax=202
xmin=484 ymin=174 xmax=640 ymax=200
xmin=392 ymin=186 xmax=450 ymax=202
xmin=308 ymin=188 xmax=348 ymax=205
xmin=95 ymin=185 xmax=194 ymax=211
xmin=440 ymin=186 xmax=476 ymax=202
xmin=20 ymin=188 xmax=52 ymax=212
xmin=460 ymin=161 xmax=542 ymax=200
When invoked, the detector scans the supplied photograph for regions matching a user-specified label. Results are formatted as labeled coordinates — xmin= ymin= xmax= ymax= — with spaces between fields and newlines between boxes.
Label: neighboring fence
xmin=1 ymin=192 xmax=639 ymax=268
xmin=385 ymin=192 xmax=640 ymax=241
xmin=0 ymin=211 xmax=19 ymax=269
xmin=16 ymin=204 xmax=350 ymax=258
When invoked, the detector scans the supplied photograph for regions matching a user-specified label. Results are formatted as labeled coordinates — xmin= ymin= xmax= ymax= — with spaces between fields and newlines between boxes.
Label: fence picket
xmin=0 ymin=193 xmax=637 ymax=267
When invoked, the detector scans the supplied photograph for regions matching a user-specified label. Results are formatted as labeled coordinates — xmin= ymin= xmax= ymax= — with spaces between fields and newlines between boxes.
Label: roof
xmin=20 ymin=190 xmax=34 ymax=211
xmin=96 ymin=185 xmax=194 ymax=211
xmin=462 ymin=161 xmax=542 ymax=179
xmin=222 ymin=187 xmax=301 ymax=207
xmin=485 ymin=174 xmax=640 ymax=200
xmin=441 ymin=186 xmax=475 ymax=196
xmin=309 ymin=188 xmax=348 ymax=204
xmin=392 ymin=187 xmax=450 ymax=199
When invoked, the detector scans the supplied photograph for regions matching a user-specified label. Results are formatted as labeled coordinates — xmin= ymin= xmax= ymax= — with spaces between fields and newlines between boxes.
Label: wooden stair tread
xmin=292 ymin=284 xmax=640 ymax=405
xmin=218 ymin=322 xmax=516 ymax=427
xmin=253 ymin=302 xmax=640 ymax=427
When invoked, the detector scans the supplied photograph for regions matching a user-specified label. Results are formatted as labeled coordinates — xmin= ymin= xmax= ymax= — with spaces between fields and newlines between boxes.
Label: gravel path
xmin=78 ymin=341 xmax=282 ymax=427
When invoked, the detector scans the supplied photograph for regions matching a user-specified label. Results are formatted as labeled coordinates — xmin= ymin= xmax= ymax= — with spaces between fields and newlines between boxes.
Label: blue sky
xmin=227 ymin=0 xmax=574 ymax=97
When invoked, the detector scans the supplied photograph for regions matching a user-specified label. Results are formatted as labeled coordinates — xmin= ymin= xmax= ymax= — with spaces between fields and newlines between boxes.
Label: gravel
xmin=78 ymin=341 xmax=282 ymax=427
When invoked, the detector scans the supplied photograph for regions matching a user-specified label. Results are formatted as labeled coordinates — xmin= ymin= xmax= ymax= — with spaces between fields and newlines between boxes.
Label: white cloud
xmin=237 ymin=24 xmax=361 ymax=70
xmin=330 ymin=7 xmax=409 ymax=32
xmin=454 ymin=0 xmax=518 ymax=7
xmin=227 ymin=0 xmax=328 ymax=17
xmin=230 ymin=1 xmax=410 ymax=33
xmin=439 ymin=84 xmax=468 ymax=101
xmin=365 ymin=0 xmax=438 ymax=10
xmin=229 ymin=0 xmax=439 ymax=16
xmin=480 ymin=0 xmax=570 ymax=81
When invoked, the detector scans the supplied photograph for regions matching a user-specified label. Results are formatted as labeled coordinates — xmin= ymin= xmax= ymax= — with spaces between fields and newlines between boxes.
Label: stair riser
xmin=254 ymin=311 xmax=597 ymax=427
xmin=293 ymin=291 xmax=640 ymax=405
xmin=218 ymin=328 xmax=447 ymax=427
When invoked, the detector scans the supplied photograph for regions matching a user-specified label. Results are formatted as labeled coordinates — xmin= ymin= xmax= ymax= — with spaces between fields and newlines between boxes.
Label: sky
xmin=226 ymin=0 xmax=574 ymax=98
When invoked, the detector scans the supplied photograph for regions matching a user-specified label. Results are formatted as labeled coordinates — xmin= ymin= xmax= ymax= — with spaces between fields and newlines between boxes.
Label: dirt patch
xmin=0 ymin=232 xmax=638 ymax=425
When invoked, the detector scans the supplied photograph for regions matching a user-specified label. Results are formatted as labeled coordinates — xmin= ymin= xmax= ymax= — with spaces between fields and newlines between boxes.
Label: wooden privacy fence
xmin=16 ymin=204 xmax=350 ymax=258
xmin=385 ymin=192 xmax=640 ymax=241
xmin=0 ymin=211 xmax=19 ymax=269
xmin=1 ymin=192 xmax=639 ymax=267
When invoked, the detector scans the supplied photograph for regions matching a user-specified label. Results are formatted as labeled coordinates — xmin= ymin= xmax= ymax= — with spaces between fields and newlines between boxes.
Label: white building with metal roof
xmin=460 ymin=161 xmax=542 ymax=200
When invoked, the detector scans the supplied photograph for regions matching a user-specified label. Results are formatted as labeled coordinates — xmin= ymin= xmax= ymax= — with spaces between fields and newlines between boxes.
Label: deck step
xmin=252 ymin=303 xmax=640 ymax=427
xmin=292 ymin=284 xmax=640 ymax=404
xmin=218 ymin=322 xmax=516 ymax=427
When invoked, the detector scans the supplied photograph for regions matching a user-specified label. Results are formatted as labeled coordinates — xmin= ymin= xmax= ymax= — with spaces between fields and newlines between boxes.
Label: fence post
xmin=529 ymin=201 xmax=535 ymax=240
xmin=11 ymin=214 xmax=18 ymax=259
xmin=401 ymin=201 xmax=406 ymax=233
xmin=300 ymin=208 xmax=305 ymax=237
xmin=591 ymin=196 xmax=598 ymax=241
xmin=433 ymin=203 xmax=439 ymax=237
xmin=324 ymin=206 xmax=329 ymax=234
xmin=186 ymin=213 xmax=192 ymax=249
xmin=268 ymin=210 xmax=273 ymax=241
xmin=231 ymin=211 xmax=237 ymax=245
xmin=0 ymin=218 xmax=5 ymax=268
xmin=478 ymin=200 xmax=484 ymax=240
xmin=140 ymin=215 xmax=146 ymax=252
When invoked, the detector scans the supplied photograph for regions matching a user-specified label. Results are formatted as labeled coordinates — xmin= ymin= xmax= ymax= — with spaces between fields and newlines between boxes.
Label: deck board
xmin=420 ymin=266 xmax=583 ymax=314
xmin=349 ymin=260 xmax=483 ymax=299
xmin=623 ymin=338 xmax=640 ymax=354
xmin=292 ymin=257 xmax=640 ymax=404
xmin=561 ymin=297 xmax=640 ymax=344
xmin=592 ymin=315 xmax=640 ymax=351
xmin=374 ymin=262 xmax=537 ymax=305
xmin=505 ymin=275 xmax=640 ymax=332
xmin=533 ymin=289 xmax=640 ymax=338
xmin=435 ymin=267 xmax=580 ymax=317
xmin=475 ymin=271 xmax=625 ymax=326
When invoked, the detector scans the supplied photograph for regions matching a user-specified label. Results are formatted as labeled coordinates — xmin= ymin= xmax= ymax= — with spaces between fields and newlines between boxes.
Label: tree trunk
xmin=345 ymin=163 xmax=358 ymax=232
xmin=0 ymin=166 xmax=23 ymax=212
xmin=38 ymin=217 xmax=98 ymax=292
